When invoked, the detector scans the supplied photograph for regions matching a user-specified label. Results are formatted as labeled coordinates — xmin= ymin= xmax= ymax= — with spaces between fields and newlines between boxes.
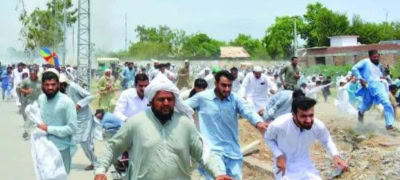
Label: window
xmin=315 ymin=57 xmax=326 ymax=65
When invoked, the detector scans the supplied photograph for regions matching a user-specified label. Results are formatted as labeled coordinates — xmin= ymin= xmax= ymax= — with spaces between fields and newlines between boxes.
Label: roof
xmin=220 ymin=46 xmax=250 ymax=58
xmin=304 ymin=43 xmax=400 ymax=55
xmin=328 ymin=35 xmax=359 ymax=39
xmin=96 ymin=57 xmax=120 ymax=62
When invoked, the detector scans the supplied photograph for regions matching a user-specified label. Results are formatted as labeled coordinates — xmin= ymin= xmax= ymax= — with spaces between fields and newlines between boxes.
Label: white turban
xmin=144 ymin=74 xmax=194 ymax=118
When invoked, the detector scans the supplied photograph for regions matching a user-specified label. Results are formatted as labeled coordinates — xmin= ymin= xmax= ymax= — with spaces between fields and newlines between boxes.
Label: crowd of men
xmin=1 ymin=48 xmax=400 ymax=179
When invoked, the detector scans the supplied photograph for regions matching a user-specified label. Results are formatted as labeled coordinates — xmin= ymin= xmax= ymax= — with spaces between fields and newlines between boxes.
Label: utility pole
xmin=77 ymin=0 xmax=91 ymax=89
xmin=125 ymin=13 xmax=128 ymax=52
xmin=293 ymin=19 xmax=297 ymax=57
xmin=62 ymin=0 xmax=67 ymax=65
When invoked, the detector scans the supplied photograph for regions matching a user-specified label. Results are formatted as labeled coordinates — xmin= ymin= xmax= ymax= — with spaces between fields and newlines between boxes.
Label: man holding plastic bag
xmin=36 ymin=68 xmax=78 ymax=174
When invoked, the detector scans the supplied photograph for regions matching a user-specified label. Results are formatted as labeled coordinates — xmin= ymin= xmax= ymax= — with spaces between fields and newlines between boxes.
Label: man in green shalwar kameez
xmin=97 ymin=69 xmax=118 ymax=112
xmin=94 ymin=75 xmax=233 ymax=180
xmin=37 ymin=69 xmax=78 ymax=174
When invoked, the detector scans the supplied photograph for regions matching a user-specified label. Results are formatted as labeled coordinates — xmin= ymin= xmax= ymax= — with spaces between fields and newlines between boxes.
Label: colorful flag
xmin=40 ymin=47 xmax=60 ymax=67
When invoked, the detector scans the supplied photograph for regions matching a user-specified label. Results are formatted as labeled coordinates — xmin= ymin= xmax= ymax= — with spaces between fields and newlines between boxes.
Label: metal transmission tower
xmin=77 ymin=0 xmax=92 ymax=90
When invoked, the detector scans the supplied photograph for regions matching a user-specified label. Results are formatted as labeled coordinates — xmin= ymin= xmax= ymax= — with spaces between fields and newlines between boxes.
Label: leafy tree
xmin=300 ymin=2 xmax=350 ymax=47
xmin=127 ymin=41 xmax=171 ymax=60
xmin=19 ymin=0 xmax=77 ymax=52
xmin=230 ymin=34 xmax=266 ymax=59
xmin=263 ymin=16 xmax=303 ymax=59
xmin=182 ymin=33 xmax=225 ymax=59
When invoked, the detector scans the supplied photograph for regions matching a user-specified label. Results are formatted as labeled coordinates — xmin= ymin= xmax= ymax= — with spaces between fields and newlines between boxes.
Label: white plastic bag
xmin=26 ymin=102 xmax=68 ymax=180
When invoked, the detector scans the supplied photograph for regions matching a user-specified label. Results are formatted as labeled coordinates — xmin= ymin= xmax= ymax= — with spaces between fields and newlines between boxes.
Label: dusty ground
xmin=238 ymin=96 xmax=400 ymax=180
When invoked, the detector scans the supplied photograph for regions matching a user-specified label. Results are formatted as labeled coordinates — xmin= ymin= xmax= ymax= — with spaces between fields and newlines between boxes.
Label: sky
xmin=1 ymin=0 xmax=399 ymax=61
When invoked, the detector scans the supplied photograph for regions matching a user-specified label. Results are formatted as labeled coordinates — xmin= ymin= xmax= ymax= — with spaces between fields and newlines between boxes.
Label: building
xmin=299 ymin=36 xmax=400 ymax=67
xmin=220 ymin=46 xmax=251 ymax=59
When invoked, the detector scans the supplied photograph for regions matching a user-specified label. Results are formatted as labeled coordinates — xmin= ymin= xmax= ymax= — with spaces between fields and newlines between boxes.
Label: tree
xmin=127 ymin=41 xmax=171 ymax=60
xmin=230 ymin=34 xmax=266 ymax=59
xmin=300 ymin=2 xmax=350 ymax=47
xmin=263 ymin=16 xmax=303 ymax=59
xmin=181 ymin=33 xmax=224 ymax=59
xmin=19 ymin=0 xmax=77 ymax=52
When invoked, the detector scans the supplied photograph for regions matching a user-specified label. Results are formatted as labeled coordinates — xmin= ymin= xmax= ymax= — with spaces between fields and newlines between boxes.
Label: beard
xmin=294 ymin=116 xmax=313 ymax=130
xmin=42 ymin=87 xmax=59 ymax=100
xmin=151 ymin=106 xmax=174 ymax=125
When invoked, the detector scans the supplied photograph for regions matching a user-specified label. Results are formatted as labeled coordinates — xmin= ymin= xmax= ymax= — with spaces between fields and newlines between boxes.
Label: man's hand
xmin=282 ymin=82 xmax=287 ymax=88
xmin=216 ymin=175 xmax=233 ymax=180
xmin=94 ymin=174 xmax=107 ymax=180
xmin=333 ymin=155 xmax=349 ymax=172
xmin=256 ymin=122 xmax=269 ymax=134
xmin=258 ymin=109 xmax=265 ymax=117
xmin=38 ymin=124 xmax=48 ymax=132
xmin=276 ymin=155 xmax=286 ymax=176
xmin=76 ymin=104 xmax=82 ymax=111
xmin=105 ymin=83 xmax=112 ymax=90
xmin=360 ymin=79 xmax=367 ymax=88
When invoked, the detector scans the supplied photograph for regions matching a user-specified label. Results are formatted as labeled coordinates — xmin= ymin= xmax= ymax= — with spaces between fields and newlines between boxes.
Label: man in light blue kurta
xmin=38 ymin=69 xmax=77 ymax=174
xmin=185 ymin=70 xmax=269 ymax=180
xmin=351 ymin=49 xmax=395 ymax=130
xmin=60 ymin=74 xmax=97 ymax=170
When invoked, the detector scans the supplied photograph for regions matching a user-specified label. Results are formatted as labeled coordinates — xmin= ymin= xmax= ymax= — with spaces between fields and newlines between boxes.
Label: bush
xmin=302 ymin=64 xmax=352 ymax=78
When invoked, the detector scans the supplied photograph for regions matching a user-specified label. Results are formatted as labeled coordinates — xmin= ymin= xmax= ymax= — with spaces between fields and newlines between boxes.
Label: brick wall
xmin=334 ymin=56 xmax=345 ymax=66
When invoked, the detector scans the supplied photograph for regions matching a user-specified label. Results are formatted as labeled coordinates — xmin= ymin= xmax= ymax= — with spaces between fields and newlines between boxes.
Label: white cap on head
xmin=44 ymin=68 xmax=60 ymax=78
xmin=184 ymin=60 xmax=189 ymax=63
xmin=59 ymin=73 xmax=70 ymax=83
xmin=105 ymin=69 xmax=112 ymax=73
xmin=253 ymin=66 xmax=263 ymax=72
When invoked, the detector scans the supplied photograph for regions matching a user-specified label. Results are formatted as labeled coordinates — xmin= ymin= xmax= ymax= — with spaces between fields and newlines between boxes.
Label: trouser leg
xmin=376 ymin=92 xmax=395 ymax=126
xmin=60 ymin=148 xmax=72 ymax=174
xmin=224 ymin=157 xmax=243 ymax=180
xmin=80 ymin=129 xmax=97 ymax=165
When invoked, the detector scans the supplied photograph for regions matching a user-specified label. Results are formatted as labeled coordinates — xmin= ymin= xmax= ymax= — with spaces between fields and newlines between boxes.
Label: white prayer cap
xmin=104 ymin=69 xmax=112 ymax=73
xmin=204 ymin=67 xmax=211 ymax=71
xmin=253 ymin=66 xmax=263 ymax=72
xmin=151 ymin=59 xmax=159 ymax=63
xmin=144 ymin=74 xmax=194 ymax=118
xmin=59 ymin=73 xmax=70 ymax=83
xmin=184 ymin=60 xmax=189 ymax=63
xmin=44 ymin=68 xmax=60 ymax=78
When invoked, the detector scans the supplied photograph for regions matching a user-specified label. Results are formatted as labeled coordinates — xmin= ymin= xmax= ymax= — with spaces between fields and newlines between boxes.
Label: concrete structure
xmin=329 ymin=36 xmax=359 ymax=47
xmin=220 ymin=46 xmax=251 ymax=59
xmin=299 ymin=43 xmax=400 ymax=67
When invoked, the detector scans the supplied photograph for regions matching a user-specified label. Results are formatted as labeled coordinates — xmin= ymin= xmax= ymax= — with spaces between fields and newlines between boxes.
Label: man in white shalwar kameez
xmin=334 ymin=79 xmax=358 ymax=116
xmin=59 ymin=74 xmax=97 ymax=170
xmin=239 ymin=66 xmax=274 ymax=111
xmin=265 ymin=96 xmax=349 ymax=180
xmin=114 ymin=74 xmax=150 ymax=121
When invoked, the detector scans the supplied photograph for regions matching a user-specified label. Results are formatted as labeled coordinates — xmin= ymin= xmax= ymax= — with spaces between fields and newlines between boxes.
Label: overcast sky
xmin=1 ymin=0 xmax=399 ymax=60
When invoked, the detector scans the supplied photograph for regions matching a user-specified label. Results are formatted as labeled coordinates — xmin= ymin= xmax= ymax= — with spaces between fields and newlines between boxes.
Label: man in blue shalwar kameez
xmin=351 ymin=49 xmax=395 ymax=130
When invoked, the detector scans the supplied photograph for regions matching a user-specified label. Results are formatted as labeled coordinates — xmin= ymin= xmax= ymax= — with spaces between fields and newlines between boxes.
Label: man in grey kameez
xmin=60 ymin=74 xmax=97 ymax=170
xmin=94 ymin=75 xmax=233 ymax=180
xmin=259 ymin=89 xmax=305 ymax=121
xmin=37 ymin=69 xmax=77 ymax=174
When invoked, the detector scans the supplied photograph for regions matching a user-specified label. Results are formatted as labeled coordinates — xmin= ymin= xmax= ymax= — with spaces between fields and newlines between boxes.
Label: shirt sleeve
xmin=315 ymin=121 xmax=339 ymax=157
xmin=264 ymin=124 xmax=284 ymax=158
xmin=95 ymin=120 xmax=133 ymax=174
xmin=235 ymin=95 xmax=263 ymax=126
xmin=75 ymin=84 xmax=94 ymax=108
xmin=351 ymin=60 xmax=365 ymax=80
xmin=264 ymin=95 xmax=281 ymax=120
xmin=47 ymin=99 xmax=78 ymax=138
xmin=113 ymin=92 xmax=128 ymax=121
xmin=279 ymin=66 xmax=287 ymax=82
xmin=189 ymin=124 xmax=226 ymax=177
xmin=239 ymin=75 xmax=249 ymax=97
xmin=185 ymin=93 xmax=200 ymax=109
